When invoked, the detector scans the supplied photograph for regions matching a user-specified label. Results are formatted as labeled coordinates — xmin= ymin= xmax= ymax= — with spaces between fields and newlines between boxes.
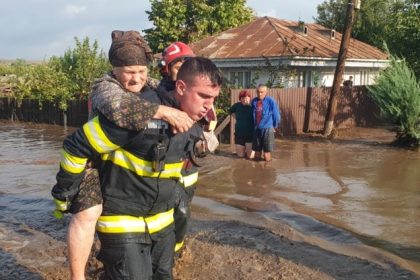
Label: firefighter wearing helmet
xmin=156 ymin=42 xmax=219 ymax=257
xmin=158 ymin=42 xmax=218 ymax=133
xmin=159 ymin=42 xmax=195 ymax=90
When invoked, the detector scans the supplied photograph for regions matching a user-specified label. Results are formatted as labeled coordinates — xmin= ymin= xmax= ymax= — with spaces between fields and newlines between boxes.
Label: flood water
xmin=1 ymin=120 xmax=419 ymax=277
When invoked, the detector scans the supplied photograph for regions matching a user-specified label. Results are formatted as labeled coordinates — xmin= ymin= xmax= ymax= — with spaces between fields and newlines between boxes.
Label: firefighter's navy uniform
xmin=52 ymin=88 xmax=200 ymax=279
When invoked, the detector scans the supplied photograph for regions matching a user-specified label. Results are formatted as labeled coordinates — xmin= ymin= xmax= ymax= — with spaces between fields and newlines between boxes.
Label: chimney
xmin=331 ymin=29 xmax=336 ymax=39
xmin=298 ymin=20 xmax=308 ymax=36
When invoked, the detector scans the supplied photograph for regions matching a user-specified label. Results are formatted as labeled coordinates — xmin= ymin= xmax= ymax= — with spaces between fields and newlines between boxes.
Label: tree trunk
xmin=323 ymin=0 xmax=357 ymax=137
xmin=63 ymin=111 xmax=67 ymax=129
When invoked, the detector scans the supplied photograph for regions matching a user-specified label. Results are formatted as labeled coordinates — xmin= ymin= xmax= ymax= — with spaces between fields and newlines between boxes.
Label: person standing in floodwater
xmin=250 ymin=84 xmax=281 ymax=162
xmin=229 ymin=90 xmax=254 ymax=158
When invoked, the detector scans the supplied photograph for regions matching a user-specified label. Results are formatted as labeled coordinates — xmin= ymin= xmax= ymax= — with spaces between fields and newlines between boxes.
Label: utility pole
xmin=323 ymin=0 xmax=360 ymax=137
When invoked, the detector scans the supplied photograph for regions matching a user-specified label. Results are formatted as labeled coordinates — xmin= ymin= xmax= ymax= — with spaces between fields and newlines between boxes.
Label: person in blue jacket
xmin=251 ymin=84 xmax=281 ymax=162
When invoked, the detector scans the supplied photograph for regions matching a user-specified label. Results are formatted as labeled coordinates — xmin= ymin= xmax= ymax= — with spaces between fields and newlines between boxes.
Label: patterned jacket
xmin=89 ymin=73 xmax=160 ymax=129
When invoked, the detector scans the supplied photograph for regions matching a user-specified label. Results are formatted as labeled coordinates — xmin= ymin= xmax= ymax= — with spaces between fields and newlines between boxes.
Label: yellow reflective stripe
xmin=180 ymin=172 xmax=198 ymax=188
xmin=60 ymin=149 xmax=87 ymax=174
xmin=54 ymin=198 xmax=68 ymax=211
xmin=83 ymin=116 xmax=119 ymax=153
xmin=96 ymin=208 xmax=174 ymax=234
xmin=145 ymin=208 xmax=174 ymax=234
xmin=102 ymin=149 xmax=183 ymax=178
xmin=96 ymin=215 xmax=146 ymax=233
xmin=175 ymin=241 xmax=184 ymax=252
xmin=160 ymin=162 xmax=184 ymax=178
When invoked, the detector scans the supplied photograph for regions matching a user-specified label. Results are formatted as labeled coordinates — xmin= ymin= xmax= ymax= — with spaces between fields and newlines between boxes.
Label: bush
xmin=214 ymin=82 xmax=232 ymax=120
xmin=0 ymin=37 xmax=110 ymax=111
xmin=49 ymin=37 xmax=110 ymax=99
xmin=1 ymin=59 xmax=34 ymax=100
xmin=30 ymin=63 xmax=76 ymax=111
xmin=367 ymin=54 xmax=420 ymax=148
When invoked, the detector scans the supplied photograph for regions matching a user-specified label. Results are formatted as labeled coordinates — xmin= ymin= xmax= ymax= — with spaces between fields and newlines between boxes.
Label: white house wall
xmin=220 ymin=63 xmax=384 ymax=88
xmin=320 ymin=68 xmax=382 ymax=87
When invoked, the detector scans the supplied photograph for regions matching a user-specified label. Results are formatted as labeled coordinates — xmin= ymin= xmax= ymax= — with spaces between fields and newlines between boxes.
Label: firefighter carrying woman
xmin=51 ymin=30 xmax=221 ymax=280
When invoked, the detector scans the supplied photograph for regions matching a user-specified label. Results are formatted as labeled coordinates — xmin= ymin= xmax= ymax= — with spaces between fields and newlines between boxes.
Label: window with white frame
xmin=229 ymin=71 xmax=251 ymax=88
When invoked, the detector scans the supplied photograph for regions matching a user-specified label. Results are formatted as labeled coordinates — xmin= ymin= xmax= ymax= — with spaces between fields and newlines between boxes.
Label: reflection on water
xmin=0 ymin=121 xmax=71 ymax=196
xmin=0 ymin=121 xmax=74 ymax=278
xmin=198 ymin=140 xmax=420 ymax=267
xmin=1 ymin=121 xmax=420 ymax=274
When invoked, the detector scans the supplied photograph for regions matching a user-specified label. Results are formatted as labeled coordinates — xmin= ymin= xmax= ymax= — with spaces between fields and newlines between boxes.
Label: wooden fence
xmin=0 ymin=86 xmax=381 ymax=137
xmin=230 ymin=86 xmax=381 ymax=136
xmin=0 ymin=98 xmax=88 ymax=127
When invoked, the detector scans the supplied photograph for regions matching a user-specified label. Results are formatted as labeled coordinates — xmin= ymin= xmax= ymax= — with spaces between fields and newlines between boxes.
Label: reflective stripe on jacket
xmin=101 ymin=149 xmax=184 ymax=179
xmin=180 ymin=171 xmax=198 ymax=188
xmin=52 ymin=88 xmax=202 ymax=217
xmin=97 ymin=208 xmax=174 ymax=234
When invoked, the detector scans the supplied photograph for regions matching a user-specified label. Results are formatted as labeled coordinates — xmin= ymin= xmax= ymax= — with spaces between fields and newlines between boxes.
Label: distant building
xmin=191 ymin=17 xmax=389 ymax=88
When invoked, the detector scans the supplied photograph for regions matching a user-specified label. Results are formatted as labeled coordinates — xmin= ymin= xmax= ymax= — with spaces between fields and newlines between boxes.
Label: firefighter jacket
xmin=52 ymin=88 xmax=201 ymax=235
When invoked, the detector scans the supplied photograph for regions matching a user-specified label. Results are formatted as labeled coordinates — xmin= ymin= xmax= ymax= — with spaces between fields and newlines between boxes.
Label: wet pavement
xmin=0 ymin=120 xmax=419 ymax=277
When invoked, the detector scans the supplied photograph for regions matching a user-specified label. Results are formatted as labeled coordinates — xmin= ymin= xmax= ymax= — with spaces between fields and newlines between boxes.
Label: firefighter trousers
xmin=97 ymin=230 xmax=175 ymax=280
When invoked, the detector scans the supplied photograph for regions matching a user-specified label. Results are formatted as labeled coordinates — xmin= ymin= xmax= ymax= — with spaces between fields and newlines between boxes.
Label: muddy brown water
xmin=1 ymin=120 xmax=419 ymax=278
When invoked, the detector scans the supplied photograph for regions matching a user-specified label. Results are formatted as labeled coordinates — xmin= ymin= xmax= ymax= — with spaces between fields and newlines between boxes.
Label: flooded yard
xmin=197 ymin=138 xmax=420 ymax=268
xmin=0 ymin=120 xmax=419 ymax=279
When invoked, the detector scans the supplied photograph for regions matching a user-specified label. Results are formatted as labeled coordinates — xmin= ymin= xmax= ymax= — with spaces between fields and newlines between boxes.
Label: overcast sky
xmin=0 ymin=0 xmax=325 ymax=61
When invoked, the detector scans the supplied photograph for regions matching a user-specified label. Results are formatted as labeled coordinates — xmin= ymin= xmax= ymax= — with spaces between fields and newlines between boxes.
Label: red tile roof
xmin=191 ymin=16 xmax=388 ymax=60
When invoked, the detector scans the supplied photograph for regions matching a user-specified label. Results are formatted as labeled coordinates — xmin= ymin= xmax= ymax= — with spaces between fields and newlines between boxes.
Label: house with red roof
xmin=191 ymin=16 xmax=389 ymax=88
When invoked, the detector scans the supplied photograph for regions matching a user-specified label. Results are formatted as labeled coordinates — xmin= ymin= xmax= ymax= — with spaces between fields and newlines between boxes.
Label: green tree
xmin=315 ymin=0 xmax=420 ymax=78
xmin=367 ymin=54 xmax=420 ymax=148
xmin=144 ymin=0 xmax=188 ymax=52
xmin=144 ymin=0 xmax=254 ymax=53
xmin=214 ymin=80 xmax=232 ymax=120
xmin=1 ymin=60 xmax=76 ymax=110
xmin=50 ymin=37 xmax=110 ymax=99
xmin=315 ymin=0 xmax=390 ymax=48
xmin=315 ymin=0 xmax=347 ymax=31
xmin=352 ymin=0 xmax=390 ymax=48
xmin=3 ymin=60 xmax=35 ymax=101
xmin=1 ymin=37 xmax=110 ymax=110
xmin=206 ymin=0 xmax=255 ymax=34
xmin=30 ymin=63 xmax=75 ymax=110
xmin=384 ymin=0 xmax=420 ymax=78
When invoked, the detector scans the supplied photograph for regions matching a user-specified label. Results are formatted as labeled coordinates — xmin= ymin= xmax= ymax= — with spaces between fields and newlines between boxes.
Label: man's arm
xmin=271 ymin=98 xmax=281 ymax=128
xmin=153 ymin=105 xmax=195 ymax=133
xmin=90 ymin=76 xmax=159 ymax=130
xmin=90 ymin=75 xmax=194 ymax=133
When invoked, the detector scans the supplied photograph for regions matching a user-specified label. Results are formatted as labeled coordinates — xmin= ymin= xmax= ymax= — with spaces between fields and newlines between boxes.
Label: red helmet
xmin=160 ymin=42 xmax=195 ymax=75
